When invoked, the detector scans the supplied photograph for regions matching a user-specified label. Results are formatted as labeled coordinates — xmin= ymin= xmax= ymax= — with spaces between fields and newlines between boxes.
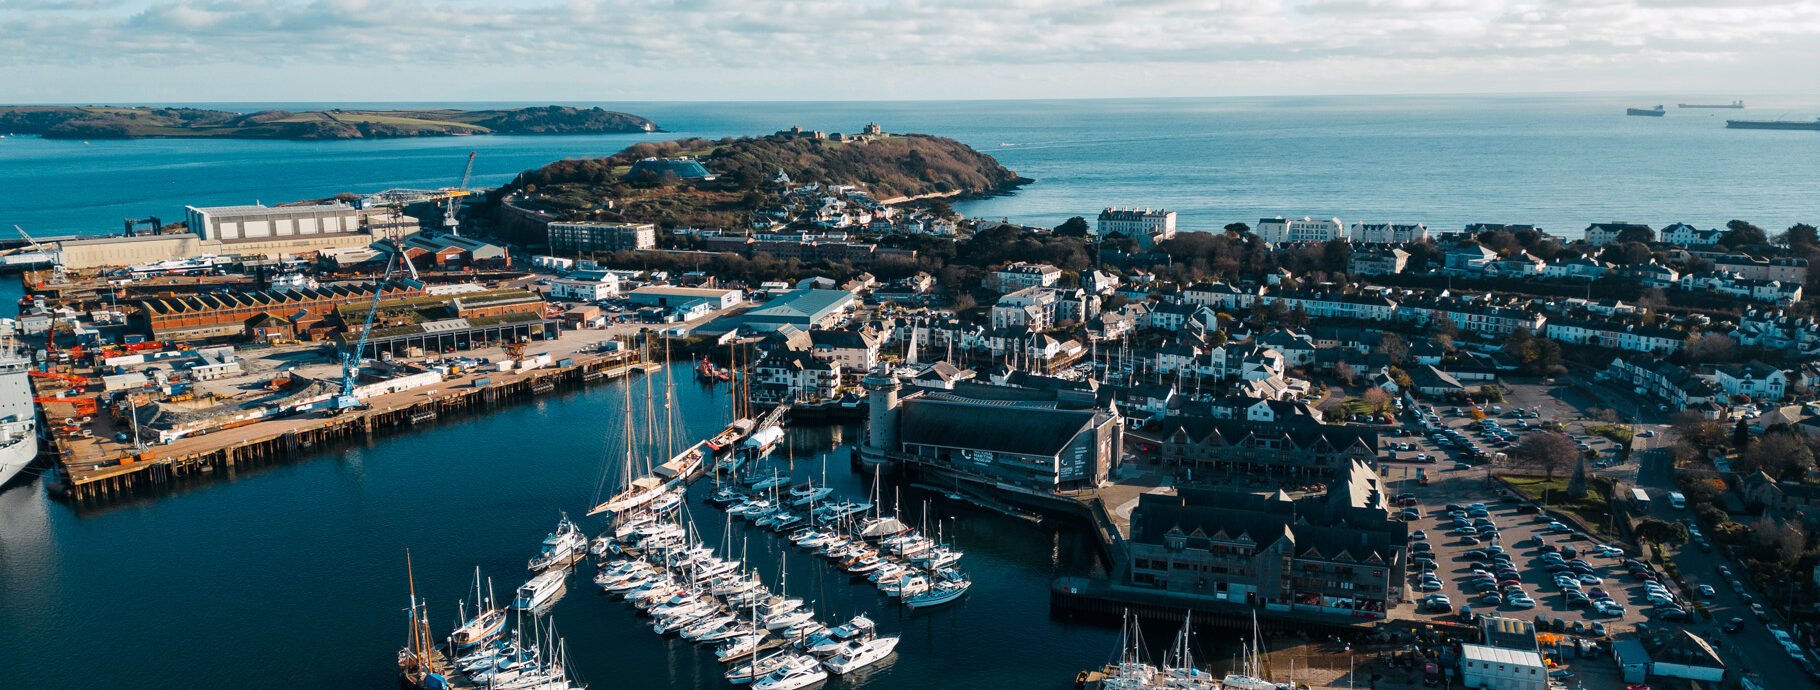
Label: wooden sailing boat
xmin=395 ymin=550 xmax=436 ymax=686
xmin=589 ymin=338 xmax=665 ymax=516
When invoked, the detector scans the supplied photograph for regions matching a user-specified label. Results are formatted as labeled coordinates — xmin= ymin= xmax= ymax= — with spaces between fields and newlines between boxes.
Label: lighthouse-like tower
xmin=859 ymin=368 xmax=902 ymax=467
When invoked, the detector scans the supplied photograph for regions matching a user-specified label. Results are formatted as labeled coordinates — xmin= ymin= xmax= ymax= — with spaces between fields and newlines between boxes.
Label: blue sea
xmin=3 ymin=94 xmax=1817 ymax=239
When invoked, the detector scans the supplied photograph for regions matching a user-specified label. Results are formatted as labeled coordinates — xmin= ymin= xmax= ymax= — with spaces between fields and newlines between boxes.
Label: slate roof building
xmin=1123 ymin=461 xmax=1404 ymax=617
xmin=1144 ymin=414 xmax=1378 ymax=478
xmin=863 ymin=375 xmax=1122 ymax=491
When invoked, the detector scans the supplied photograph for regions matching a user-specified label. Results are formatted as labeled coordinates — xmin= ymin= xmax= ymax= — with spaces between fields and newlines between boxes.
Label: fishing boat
xmin=822 ymin=635 xmax=900 ymax=674
xmin=450 ymin=569 xmax=509 ymax=650
xmin=528 ymin=515 xmax=587 ymax=571
xmin=514 ymin=570 xmax=567 ymax=610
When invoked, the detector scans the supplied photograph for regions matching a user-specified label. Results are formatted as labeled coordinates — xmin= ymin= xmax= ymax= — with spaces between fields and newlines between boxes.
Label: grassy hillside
xmin=0 ymin=105 xmax=656 ymax=140
xmin=500 ymin=132 xmax=1027 ymax=228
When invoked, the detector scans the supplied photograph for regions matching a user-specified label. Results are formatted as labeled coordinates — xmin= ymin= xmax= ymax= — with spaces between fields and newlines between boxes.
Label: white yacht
xmin=513 ymin=570 xmax=566 ymax=610
xmin=528 ymin=515 xmax=587 ymax=571
xmin=0 ymin=329 xmax=39 ymax=489
xmin=752 ymin=655 xmax=827 ymax=690
xmin=821 ymin=635 xmax=899 ymax=674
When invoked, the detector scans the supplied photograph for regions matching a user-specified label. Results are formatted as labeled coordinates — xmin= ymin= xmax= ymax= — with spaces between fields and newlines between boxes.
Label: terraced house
xmin=1145 ymin=414 xmax=1378 ymax=478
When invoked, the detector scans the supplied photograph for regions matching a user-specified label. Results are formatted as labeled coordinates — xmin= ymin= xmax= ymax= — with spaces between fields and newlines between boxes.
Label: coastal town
xmin=4 ymin=126 xmax=1820 ymax=690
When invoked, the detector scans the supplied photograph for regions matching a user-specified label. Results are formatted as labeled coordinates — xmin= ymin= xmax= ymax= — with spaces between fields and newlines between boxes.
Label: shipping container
xmin=557 ymin=358 xmax=574 ymax=367
xmin=471 ymin=377 xmax=491 ymax=388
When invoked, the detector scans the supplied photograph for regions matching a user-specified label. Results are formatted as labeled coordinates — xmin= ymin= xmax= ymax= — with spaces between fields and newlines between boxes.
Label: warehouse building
xmin=141 ymin=283 xmax=423 ymax=341
xmin=56 ymin=207 xmax=419 ymax=269
xmin=626 ymin=285 xmax=743 ymax=311
xmin=186 ymin=203 xmax=361 ymax=242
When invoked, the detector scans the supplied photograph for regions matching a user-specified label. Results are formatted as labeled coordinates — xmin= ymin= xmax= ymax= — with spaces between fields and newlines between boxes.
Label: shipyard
xmin=2 ymin=98 xmax=1819 ymax=690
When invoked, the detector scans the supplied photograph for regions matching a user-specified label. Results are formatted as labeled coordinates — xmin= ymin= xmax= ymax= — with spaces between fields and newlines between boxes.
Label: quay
xmin=48 ymin=349 xmax=659 ymax=501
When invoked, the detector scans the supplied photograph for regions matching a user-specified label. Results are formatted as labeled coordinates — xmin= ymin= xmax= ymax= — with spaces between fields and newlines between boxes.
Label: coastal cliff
xmin=498 ymin=132 xmax=1029 ymax=228
xmin=0 ymin=105 xmax=658 ymax=140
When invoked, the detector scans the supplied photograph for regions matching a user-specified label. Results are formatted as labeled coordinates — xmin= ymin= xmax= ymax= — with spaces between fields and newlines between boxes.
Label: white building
xmin=1255 ymin=216 xmax=1345 ymax=244
xmin=1097 ymin=208 xmax=1177 ymax=248
xmin=548 ymin=270 xmax=620 ymax=302
xmin=547 ymin=222 xmax=657 ymax=252
xmin=1458 ymin=644 xmax=1546 ymax=690
xmin=1349 ymin=222 xmax=1427 ymax=244
xmin=989 ymin=262 xmax=1062 ymax=293
xmin=1713 ymin=362 xmax=1787 ymax=400
xmin=185 ymin=203 xmax=362 ymax=242
xmin=1661 ymin=222 xmax=1722 ymax=248
xmin=990 ymin=286 xmax=1061 ymax=329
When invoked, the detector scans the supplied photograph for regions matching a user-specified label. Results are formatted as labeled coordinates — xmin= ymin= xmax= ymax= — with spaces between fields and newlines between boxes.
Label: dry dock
xmin=49 ymin=349 xmax=658 ymax=501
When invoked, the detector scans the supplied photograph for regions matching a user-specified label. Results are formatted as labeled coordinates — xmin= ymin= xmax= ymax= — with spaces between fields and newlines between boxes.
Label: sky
xmin=2 ymin=0 xmax=1819 ymax=102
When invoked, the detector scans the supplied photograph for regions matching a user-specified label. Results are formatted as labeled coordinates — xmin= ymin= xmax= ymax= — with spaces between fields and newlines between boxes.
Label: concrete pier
xmin=49 ymin=350 xmax=659 ymax=502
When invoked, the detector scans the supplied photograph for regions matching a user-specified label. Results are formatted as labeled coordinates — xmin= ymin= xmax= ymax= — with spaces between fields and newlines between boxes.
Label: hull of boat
xmin=0 ymin=350 xmax=39 ymax=488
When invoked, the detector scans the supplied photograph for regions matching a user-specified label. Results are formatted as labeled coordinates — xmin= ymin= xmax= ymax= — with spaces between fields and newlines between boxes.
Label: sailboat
xmin=1219 ymin=612 xmax=1277 ymax=690
xmin=589 ymin=360 xmax=666 ymax=516
xmin=395 ymin=551 xmax=444 ymax=688
xmin=1094 ymin=610 xmax=1158 ymax=690
xmin=1156 ymin=612 xmax=1218 ymax=689
xmin=449 ymin=568 xmax=509 ymax=651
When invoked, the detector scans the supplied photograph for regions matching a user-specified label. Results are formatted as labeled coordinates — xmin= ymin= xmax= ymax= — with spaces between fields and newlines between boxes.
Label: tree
xmin=1615 ymin=226 xmax=1656 ymax=244
xmin=1387 ymin=366 xmax=1413 ymax=392
xmin=1054 ymin=216 xmax=1091 ymax=237
xmin=1376 ymin=332 xmax=1410 ymax=365
xmin=1721 ymin=220 xmax=1768 ymax=248
xmin=1733 ymin=419 xmax=1752 ymax=449
xmin=1510 ymin=431 xmax=1579 ymax=480
xmin=1206 ymin=329 xmax=1228 ymax=347
xmin=928 ymin=200 xmax=954 ymax=219
xmin=1636 ymin=518 xmax=1691 ymax=545
xmin=1740 ymin=430 xmax=1817 ymax=479
xmin=1335 ymin=360 xmax=1358 ymax=385
xmin=1361 ymin=386 xmax=1392 ymax=412
xmin=1782 ymin=223 xmax=1819 ymax=252
xmin=1223 ymin=222 xmax=1249 ymax=236
xmin=1599 ymin=241 xmax=1653 ymax=266
xmin=1681 ymin=333 xmax=1737 ymax=363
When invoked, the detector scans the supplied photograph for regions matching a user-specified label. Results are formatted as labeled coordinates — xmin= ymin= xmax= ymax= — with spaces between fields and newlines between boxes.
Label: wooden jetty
xmin=51 ymin=350 xmax=661 ymax=502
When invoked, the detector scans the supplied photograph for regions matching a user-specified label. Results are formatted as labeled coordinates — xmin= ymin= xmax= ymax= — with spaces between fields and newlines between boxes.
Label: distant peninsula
xmin=0 ymin=105 xmax=659 ymax=140
xmin=497 ymin=128 xmax=1029 ymax=229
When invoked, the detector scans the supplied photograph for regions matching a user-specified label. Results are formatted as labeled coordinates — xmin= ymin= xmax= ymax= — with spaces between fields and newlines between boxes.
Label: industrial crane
xmin=316 ymin=237 xmax=423 ymax=413
xmin=443 ymin=152 xmax=476 ymax=236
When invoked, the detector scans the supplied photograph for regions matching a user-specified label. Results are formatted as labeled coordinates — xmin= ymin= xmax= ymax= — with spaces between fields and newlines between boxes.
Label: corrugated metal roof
xmin=1460 ymin=643 xmax=1543 ymax=668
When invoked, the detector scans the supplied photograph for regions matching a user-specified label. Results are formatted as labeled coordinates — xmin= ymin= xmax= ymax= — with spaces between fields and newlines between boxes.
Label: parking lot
xmin=1396 ymin=476 xmax=1653 ymax=637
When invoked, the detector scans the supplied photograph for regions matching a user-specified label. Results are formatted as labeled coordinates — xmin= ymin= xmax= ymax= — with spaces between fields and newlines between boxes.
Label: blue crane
xmin=317 ymin=237 xmax=424 ymax=412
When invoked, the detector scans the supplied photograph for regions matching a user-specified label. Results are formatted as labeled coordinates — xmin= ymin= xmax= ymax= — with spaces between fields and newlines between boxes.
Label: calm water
xmin=2 ymin=95 xmax=1817 ymax=238
xmin=0 ymin=356 xmax=1126 ymax=690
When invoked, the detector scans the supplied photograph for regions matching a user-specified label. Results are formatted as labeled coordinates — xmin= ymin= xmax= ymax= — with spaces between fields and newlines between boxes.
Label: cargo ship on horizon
xmin=1626 ymin=105 xmax=1665 ymax=117
xmin=1680 ymin=100 xmax=1744 ymax=109
xmin=1726 ymin=118 xmax=1820 ymax=131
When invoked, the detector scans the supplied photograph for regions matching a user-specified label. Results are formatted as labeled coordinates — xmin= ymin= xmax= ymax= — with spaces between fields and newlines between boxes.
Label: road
xmin=1543 ymin=376 xmax=1819 ymax=686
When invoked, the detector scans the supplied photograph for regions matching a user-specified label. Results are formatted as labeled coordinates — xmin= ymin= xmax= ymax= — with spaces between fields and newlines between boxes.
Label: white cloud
xmin=0 ymin=0 xmax=1815 ymax=100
